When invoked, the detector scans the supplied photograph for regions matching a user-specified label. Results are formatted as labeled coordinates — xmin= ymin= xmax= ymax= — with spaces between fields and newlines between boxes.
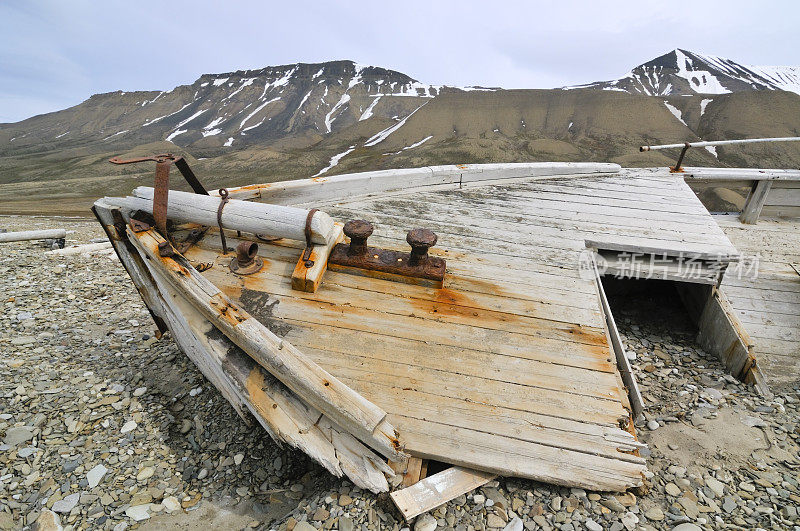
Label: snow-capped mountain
xmin=566 ymin=49 xmax=800 ymax=96
xmin=0 ymin=60 xmax=497 ymax=153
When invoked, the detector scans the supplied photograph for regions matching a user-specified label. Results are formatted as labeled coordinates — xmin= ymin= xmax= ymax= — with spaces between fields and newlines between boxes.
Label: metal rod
xmin=640 ymin=136 xmax=800 ymax=152
xmin=671 ymin=143 xmax=691 ymax=173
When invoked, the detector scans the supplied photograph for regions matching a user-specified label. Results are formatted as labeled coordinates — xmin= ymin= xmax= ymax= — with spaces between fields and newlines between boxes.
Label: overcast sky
xmin=1 ymin=0 xmax=798 ymax=123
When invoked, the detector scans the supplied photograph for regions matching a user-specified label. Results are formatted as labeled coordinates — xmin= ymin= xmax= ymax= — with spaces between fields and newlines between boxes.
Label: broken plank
xmin=391 ymin=466 xmax=497 ymax=521
xmin=127 ymin=226 xmax=404 ymax=461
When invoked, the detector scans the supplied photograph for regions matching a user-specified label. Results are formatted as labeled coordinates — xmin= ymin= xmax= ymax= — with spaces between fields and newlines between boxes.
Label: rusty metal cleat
xmin=230 ymin=241 xmax=264 ymax=275
xmin=329 ymin=220 xmax=446 ymax=285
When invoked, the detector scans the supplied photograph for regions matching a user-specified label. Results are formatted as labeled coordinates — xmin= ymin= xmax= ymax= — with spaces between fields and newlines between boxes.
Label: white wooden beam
xmin=0 ymin=229 xmax=66 ymax=243
xmin=108 ymin=188 xmax=335 ymax=245
xmin=740 ymin=180 xmax=772 ymax=224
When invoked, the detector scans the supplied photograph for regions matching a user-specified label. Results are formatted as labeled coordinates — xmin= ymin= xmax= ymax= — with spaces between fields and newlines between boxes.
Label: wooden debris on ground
xmin=0 ymin=228 xmax=66 ymax=243
xmin=390 ymin=466 xmax=497 ymax=521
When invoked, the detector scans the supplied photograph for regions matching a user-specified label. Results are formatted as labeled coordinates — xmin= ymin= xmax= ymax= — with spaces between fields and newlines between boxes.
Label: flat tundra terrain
xmin=2 ymin=216 xmax=800 ymax=531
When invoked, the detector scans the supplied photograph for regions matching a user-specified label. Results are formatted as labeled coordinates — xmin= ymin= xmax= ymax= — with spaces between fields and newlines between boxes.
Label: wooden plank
xmin=401 ymin=457 xmax=424 ymax=488
xmin=591 ymin=255 xmax=644 ymax=422
xmin=397 ymin=421 xmax=645 ymax=491
xmin=46 ymin=242 xmax=113 ymax=256
xmin=219 ymin=162 xmax=621 ymax=203
xmin=345 ymin=194 xmax=731 ymax=250
xmin=93 ymin=201 xmax=395 ymax=492
xmin=764 ymin=186 xmax=800 ymax=207
xmin=740 ymin=180 xmax=772 ymax=224
xmin=342 ymin=379 xmax=644 ymax=459
xmin=291 ymin=223 xmax=344 ymax=292
xmin=127 ymin=227 xmax=404 ymax=461
xmin=0 ymin=228 xmax=66 ymax=242
xmin=682 ymin=167 xmax=800 ymax=181
xmin=697 ymin=288 xmax=756 ymax=380
xmin=760 ymin=205 xmax=800 ymax=219
xmin=391 ymin=467 xmax=496 ymax=521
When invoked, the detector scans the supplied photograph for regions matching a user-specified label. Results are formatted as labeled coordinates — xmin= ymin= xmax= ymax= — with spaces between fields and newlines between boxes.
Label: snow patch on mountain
xmin=314 ymin=145 xmax=355 ymax=177
xmin=663 ymin=101 xmax=687 ymax=126
xmin=364 ymin=102 xmax=429 ymax=146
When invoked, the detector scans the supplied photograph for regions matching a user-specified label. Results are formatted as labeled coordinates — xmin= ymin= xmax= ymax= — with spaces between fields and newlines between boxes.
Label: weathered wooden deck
xmin=716 ymin=214 xmax=800 ymax=390
xmin=179 ymin=168 xmax=737 ymax=490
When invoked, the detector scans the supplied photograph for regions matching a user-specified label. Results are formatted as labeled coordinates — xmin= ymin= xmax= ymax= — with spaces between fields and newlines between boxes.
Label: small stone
xmin=644 ymin=507 xmax=664 ymax=521
xmin=35 ymin=509 xmax=63 ymax=531
xmin=722 ymin=497 xmax=736 ymax=513
xmin=197 ymin=468 xmax=208 ymax=480
xmin=647 ymin=420 xmax=659 ymax=430
xmin=179 ymin=419 xmax=192 ymax=434
xmin=338 ymin=516 xmax=354 ymax=531
xmin=665 ymin=483 xmax=681 ymax=496
xmin=162 ymin=496 xmax=180 ymax=513
xmin=3 ymin=426 xmax=33 ymax=447
xmin=293 ymin=523 xmax=316 ymax=531
xmin=137 ymin=467 xmax=155 ymax=482
xmin=600 ymin=498 xmax=625 ymax=512
xmin=52 ymin=493 xmax=79 ymax=513
xmin=234 ymin=453 xmax=244 ymax=466
xmin=671 ymin=524 xmax=701 ymax=531
xmin=87 ymin=464 xmax=108 ymax=488
xmin=486 ymin=513 xmax=506 ymax=528
xmin=616 ymin=492 xmax=636 ymax=507
xmin=585 ymin=519 xmax=603 ymax=531
xmin=473 ymin=494 xmax=486 ymax=505
xmin=133 ymin=387 xmax=147 ymax=397
xmin=125 ymin=504 xmax=151 ymax=521
xmin=414 ymin=513 xmax=437 ymax=531
xmin=17 ymin=446 xmax=36 ymax=458
xmin=621 ymin=512 xmax=638 ymax=531
xmin=312 ymin=507 xmax=330 ymax=521
xmin=338 ymin=494 xmax=353 ymax=506
xmin=678 ymin=496 xmax=700 ymax=518
xmin=120 ymin=420 xmax=137 ymax=434
xmin=705 ymin=477 xmax=725 ymax=498
xmin=503 ymin=517 xmax=523 ymax=531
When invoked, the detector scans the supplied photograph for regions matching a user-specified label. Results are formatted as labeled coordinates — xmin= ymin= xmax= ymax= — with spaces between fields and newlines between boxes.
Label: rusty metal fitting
xmin=407 ymin=228 xmax=437 ymax=266
xmin=158 ymin=241 xmax=176 ymax=258
xmin=344 ymin=220 xmax=374 ymax=256
xmin=230 ymin=241 xmax=263 ymax=275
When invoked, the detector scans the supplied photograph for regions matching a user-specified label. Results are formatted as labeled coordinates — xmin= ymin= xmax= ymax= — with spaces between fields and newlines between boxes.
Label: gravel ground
xmin=1 ymin=216 xmax=799 ymax=531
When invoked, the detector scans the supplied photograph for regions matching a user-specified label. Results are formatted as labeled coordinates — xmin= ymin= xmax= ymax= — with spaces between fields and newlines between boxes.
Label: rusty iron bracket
xmin=300 ymin=208 xmax=319 ymax=268
xmin=328 ymin=220 xmax=446 ymax=284
xmin=109 ymin=153 xmax=210 ymax=243
xmin=670 ymin=142 xmax=691 ymax=173
xmin=229 ymin=241 xmax=264 ymax=275
xmin=129 ymin=219 xmax=152 ymax=233
xmin=217 ymin=188 xmax=230 ymax=254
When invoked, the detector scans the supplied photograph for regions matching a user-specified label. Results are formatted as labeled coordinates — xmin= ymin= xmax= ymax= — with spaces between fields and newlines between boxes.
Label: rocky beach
xmin=1 ymin=216 xmax=798 ymax=531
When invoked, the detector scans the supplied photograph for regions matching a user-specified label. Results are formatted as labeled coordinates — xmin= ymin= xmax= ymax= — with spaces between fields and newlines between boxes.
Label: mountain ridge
xmin=1 ymin=50 xmax=799 ymax=215
xmin=566 ymin=48 xmax=800 ymax=96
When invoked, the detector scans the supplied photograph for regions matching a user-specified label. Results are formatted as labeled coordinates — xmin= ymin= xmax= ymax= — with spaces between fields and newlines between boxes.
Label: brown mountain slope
xmin=1 ymin=61 xmax=800 ymax=215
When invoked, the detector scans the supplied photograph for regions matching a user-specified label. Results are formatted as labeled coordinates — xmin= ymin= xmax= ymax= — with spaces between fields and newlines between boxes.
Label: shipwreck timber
xmin=94 ymin=157 xmax=800 ymax=510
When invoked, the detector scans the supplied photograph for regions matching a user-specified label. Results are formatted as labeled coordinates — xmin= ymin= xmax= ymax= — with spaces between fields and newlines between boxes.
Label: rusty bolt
xmin=235 ymin=241 xmax=258 ymax=269
xmin=344 ymin=219 xmax=373 ymax=256
xmin=406 ymin=228 xmax=437 ymax=266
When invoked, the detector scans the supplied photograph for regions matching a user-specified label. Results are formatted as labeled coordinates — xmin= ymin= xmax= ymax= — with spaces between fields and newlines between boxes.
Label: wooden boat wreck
xmin=93 ymin=146 xmax=799 ymax=517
